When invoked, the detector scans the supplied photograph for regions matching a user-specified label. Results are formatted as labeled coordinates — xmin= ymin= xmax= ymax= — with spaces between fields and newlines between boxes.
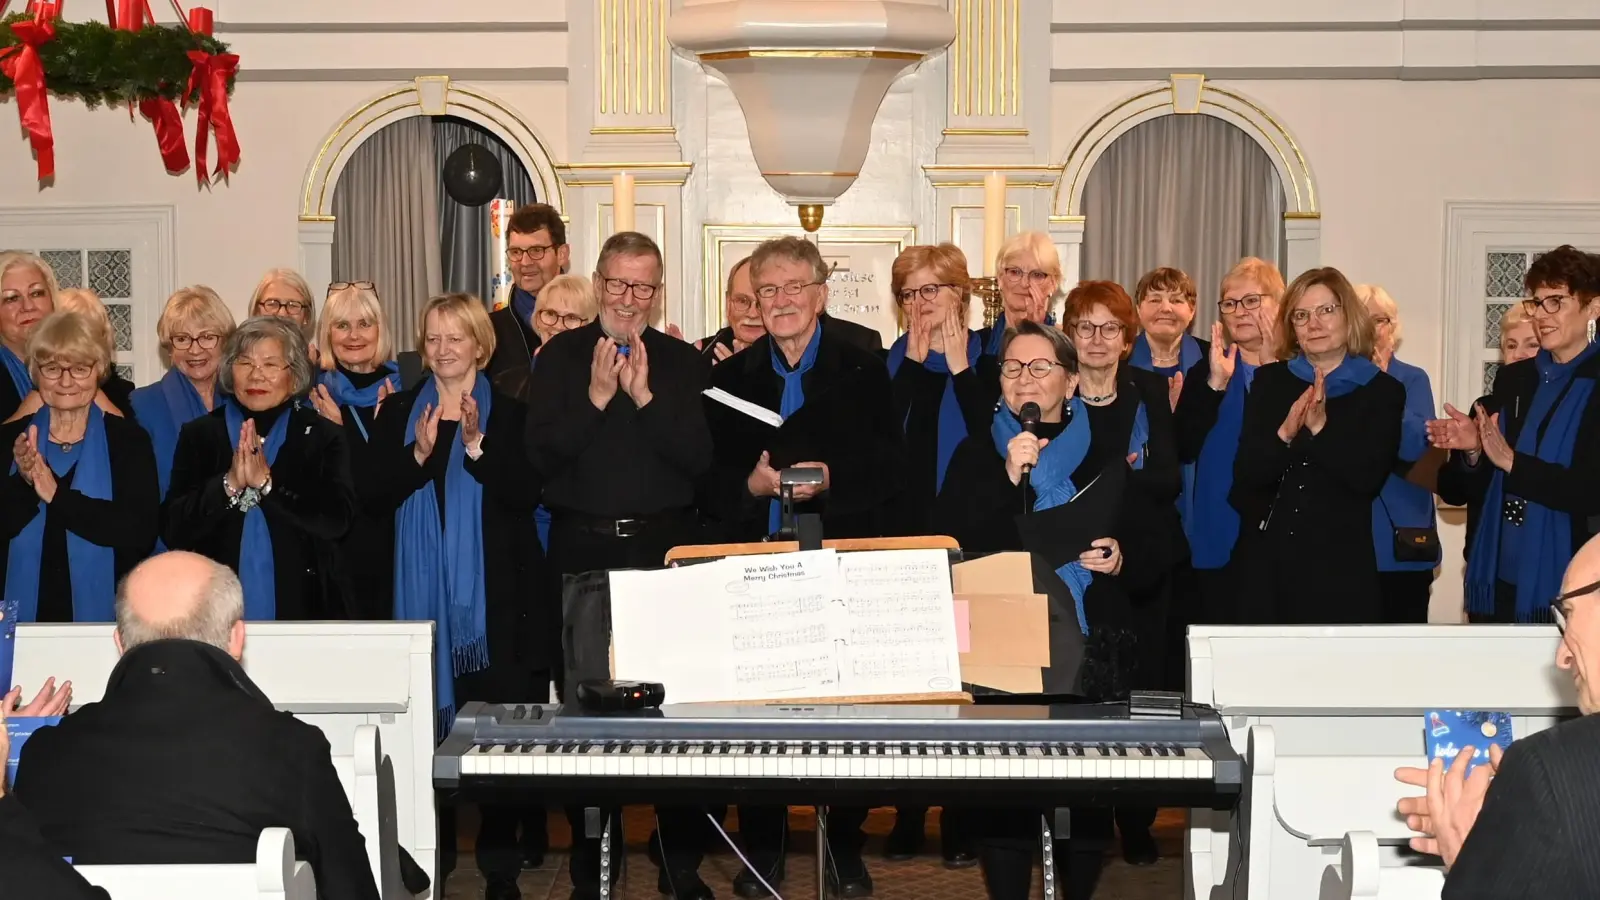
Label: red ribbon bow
xmin=104 ymin=0 xmax=190 ymax=172
xmin=184 ymin=49 xmax=239 ymax=183
xmin=0 ymin=17 xmax=57 ymax=180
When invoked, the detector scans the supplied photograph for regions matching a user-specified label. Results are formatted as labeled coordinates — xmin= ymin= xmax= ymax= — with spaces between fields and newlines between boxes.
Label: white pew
xmin=1183 ymin=625 xmax=1578 ymax=900
xmin=75 ymin=827 xmax=316 ymax=900
xmin=12 ymin=622 xmax=437 ymax=892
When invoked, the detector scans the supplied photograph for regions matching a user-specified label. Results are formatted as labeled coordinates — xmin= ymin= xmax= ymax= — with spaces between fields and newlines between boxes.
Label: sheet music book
xmin=1014 ymin=461 xmax=1126 ymax=571
xmin=610 ymin=549 xmax=962 ymax=703
xmin=703 ymin=387 xmax=784 ymax=428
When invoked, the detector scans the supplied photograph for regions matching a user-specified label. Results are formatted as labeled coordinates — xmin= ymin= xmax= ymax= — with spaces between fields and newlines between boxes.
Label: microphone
xmin=1019 ymin=401 xmax=1041 ymax=512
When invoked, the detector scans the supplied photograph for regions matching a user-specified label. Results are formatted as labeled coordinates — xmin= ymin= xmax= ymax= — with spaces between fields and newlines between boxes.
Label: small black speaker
xmin=576 ymin=679 xmax=665 ymax=712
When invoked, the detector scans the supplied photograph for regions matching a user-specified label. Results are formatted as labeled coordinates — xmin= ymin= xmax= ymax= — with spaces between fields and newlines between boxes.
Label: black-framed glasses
xmin=328 ymin=281 xmax=375 ymax=295
xmin=1524 ymin=294 xmax=1569 ymax=315
xmin=508 ymin=245 xmax=557 ymax=263
xmin=1071 ymin=320 xmax=1126 ymax=341
xmin=754 ymin=280 xmax=824 ymax=301
xmin=601 ymin=278 xmax=659 ymax=300
xmin=257 ymin=298 xmax=310 ymax=315
xmin=170 ymin=332 xmax=222 ymax=351
xmin=1219 ymin=294 xmax=1265 ymax=314
xmin=1289 ymin=302 xmax=1342 ymax=326
xmin=1000 ymin=358 xmax=1062 ymax=379
xmin=897 ymin=284 xmax=957 ymax=304
xmin=536 ymin=308 xmax=587 ymax=330
xmin=1552 ymin=577 xmax=1600 ymax=633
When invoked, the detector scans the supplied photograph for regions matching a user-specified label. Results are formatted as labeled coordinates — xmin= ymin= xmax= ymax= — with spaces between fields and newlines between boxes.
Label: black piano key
xmin=1138 ymin=744 xmax=1153 ymax=757
xmin=1112 ymin=745 xmax=1128 ymax=757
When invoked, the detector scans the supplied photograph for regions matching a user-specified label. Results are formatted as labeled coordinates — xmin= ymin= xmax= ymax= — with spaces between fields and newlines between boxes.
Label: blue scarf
xmin=0 ymin=345 xmax=31 ymax=402
xmin=317 ymin=362 xmax=398 ymax=443
xmin=982 ymin=311 xmax=1057 ymax=357
xmin=393 ymin=374 xmax=493 ymax=734
xmin=1189 ymin=360 xmax=1257 ymax=568
xmin=3 ymin=405 xmax=117 ymax=625
xmin=1465 ymin=344 xmax=1599 ymax=621
xmin=887 ymin=329 xmax=982 ymax=491
xmin=511 ymin=286 xmax=537 ymax=331
xmin=224 ymin=401 xmax=291 ymax=620
xmin=1287 ymin=352 xmax=1380 ymax=398
xmin=767 ymin=328 xmax=822 ymax=534
xmin=1129 ymin=333 xmax=1202 ymax=529
xmin=130 ymin=368 xmax=211 ymax=497
xmin=991 ymin=400 xmax=1095 ymax=634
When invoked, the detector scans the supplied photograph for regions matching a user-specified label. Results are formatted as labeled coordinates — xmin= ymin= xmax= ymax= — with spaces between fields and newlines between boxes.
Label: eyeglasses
xmin=536 ymin=308 xmax=587 ymax=330
xmin=728 ymin=294 xmax=757 ymax=315
xmin=754 ymin=280 xmax=825 ymax=301
xmin=601 ymin=278 xmax=659 ymax=300
xmin=327 ymin=281 xmax=375 ymax=295
xmin=233 ymin=358 xmax=287 ymax=378
xmin=1551 ymin=577 xmax=1600 ymax=634
xmin=170 ymin=332 xmax=222 ymax=351
xmin=1289 ymin=302 xmax=1342 ymax=326
xmin=1070 ymin=321 xmax=1126 ymax=341
xmin=508 ymin=245 xmax=557 ymax=263
xmin=897 ymin=284 xmax=957 ymax=304
xmin=38 ymin=361 xmax=95 ymax=381
xmin=1001 ymin=358 xmax=1063 ymax=379
xmin=1373 ymin=316 xmax=1394 ymax=327
xmin=1218 ymin=294 xmax=1265 ymax=314
xmin=1000 ymin=266 xmax=1052 ymax=284
xmin=257 ymin=298 xmax=310 ymax=315
xmin=1524 ymin=294 xmax=1570 ymax=315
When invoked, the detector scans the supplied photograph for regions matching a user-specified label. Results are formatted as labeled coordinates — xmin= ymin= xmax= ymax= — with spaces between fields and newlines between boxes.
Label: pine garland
xmin=0 ymin=14 xmax=233 ymax=109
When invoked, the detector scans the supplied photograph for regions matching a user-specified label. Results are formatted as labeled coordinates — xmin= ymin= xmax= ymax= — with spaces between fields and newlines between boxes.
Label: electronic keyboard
xmin=435 ymin=701 xmax=1243 ymax=808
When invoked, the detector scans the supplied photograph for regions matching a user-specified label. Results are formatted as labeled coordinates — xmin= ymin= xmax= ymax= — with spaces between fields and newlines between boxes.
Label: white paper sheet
xmin=836 ymin=549 xmax=964 ymax=696
xmin=703 ymin=387 xmax=785 ymax=428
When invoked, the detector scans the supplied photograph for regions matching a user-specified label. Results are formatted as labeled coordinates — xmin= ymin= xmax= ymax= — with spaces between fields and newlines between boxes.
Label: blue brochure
xmin=0 ymin=606 xmax=14 ymax=700
xmin=1426 ymin=710 xmax=1513 ymax=778
xmin=5 ymin=716 xmax=60 ymax=788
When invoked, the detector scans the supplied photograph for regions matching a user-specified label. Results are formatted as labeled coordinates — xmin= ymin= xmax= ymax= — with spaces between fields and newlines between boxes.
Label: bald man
xmin=11 ymin=551 xmax=380 ymax=900
xmin=1395 ymin=533 xmax=1600 ymax=897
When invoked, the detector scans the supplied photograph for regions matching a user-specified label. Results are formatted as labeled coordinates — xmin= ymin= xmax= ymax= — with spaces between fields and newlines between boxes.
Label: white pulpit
xmin=11 ymin=622 xmax=438 ymax=890
xmin=1185 ymin=625 xmax=1578 ymax=900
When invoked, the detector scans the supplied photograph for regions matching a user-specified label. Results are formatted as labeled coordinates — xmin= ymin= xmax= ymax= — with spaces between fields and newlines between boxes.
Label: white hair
xmin=1354 ymin=283 xmax=1404 ymax=350
xmin=114 ymin=558 xmax=244 ymax=653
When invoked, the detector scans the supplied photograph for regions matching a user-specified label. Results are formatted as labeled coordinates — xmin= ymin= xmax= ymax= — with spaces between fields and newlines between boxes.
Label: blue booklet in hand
xmin=5 ymin=716 xmax=60 ymax=788
xmin=1426 ymin=710 xmax=1513 ymax=777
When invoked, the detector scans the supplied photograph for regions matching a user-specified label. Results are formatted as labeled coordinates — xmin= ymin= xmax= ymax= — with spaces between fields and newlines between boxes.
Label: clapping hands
xmin=1395 ymin=744 xmax=1503 ymax=870
xmin=12 ymin=425 xmax=56 ymax=502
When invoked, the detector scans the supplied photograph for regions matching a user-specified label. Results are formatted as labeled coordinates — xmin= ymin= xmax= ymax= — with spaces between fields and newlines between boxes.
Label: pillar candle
xmin=982 ymin=171 xmax=1006 ymax=277
xmin=612 ymin=172 xmax=636 ymax=234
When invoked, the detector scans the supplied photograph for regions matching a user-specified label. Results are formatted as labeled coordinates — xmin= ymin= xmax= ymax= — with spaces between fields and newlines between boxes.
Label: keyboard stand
xmin=1041 ymin=813 xmax=1056 ymax=900
xmin=599 ymin=814 xmax=614 ymax=900
xmin=815 ymin=806 xmax=828 ymax=900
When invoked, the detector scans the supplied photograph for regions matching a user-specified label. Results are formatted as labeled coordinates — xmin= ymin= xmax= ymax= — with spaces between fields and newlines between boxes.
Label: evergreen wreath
xmin=0 ymin=13 xmax=233 ymax=107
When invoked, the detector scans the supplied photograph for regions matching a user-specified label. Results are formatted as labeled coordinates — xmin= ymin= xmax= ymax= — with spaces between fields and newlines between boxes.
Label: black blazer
xmin=701 ymin=325 xmax=904 ymax=542
xmin=0 ymin=795 xmax=109 ymax=899
xmin=329 ymin=405 xmax=393 ymax=620
xmin=486 ymin=304 xmax=541 ymax=388
xmin=1229 ymin=362 xmax=1405 ymax=624
xmin=1087 ymin=364 xmax=1187 ymax=592
xmin=888 ymin=351 xmax=1000 ymax=535
xmin=0 ymin=414 xmax=159 ymax=617
xmin=0 ymin=371 xmax=22 ymax=425
xmin=1437 ymin=353 xmax=1600 ymax=562
xmin=13 ymin=640 xmax=379 ymax=900
xmin=161 ymin=403 xmax=356 ymax=620
xmin=819 ymin=313 xmax=885 ymax=356
xmin=1174 ymin=354 xmax=1225 ymax=464
xmin=364 ymin=384 xmax=550 ymax=674
xmin=1444 ymin=712 xmax=1600 ymax=898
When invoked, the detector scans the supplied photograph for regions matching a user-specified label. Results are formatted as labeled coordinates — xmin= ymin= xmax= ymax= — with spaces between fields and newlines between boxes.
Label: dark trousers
xmin=440 ymin=665 xmax=551 ymax=885
xmin=1378 ymin=570 xmax=1435 ymax=624
xmin=547 ymin=511 xmax=706 ymax=889
xmin=976 ymin=808 xmax=1109 ymax=900
xmin=736 ymin=805 xmax=869 ymax=876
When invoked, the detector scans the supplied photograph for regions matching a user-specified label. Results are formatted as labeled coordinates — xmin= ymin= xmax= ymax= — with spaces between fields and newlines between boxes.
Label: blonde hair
xmin=994 ymin=231 xmax=1062 ymax=280
xmin=157 ymin=286 xmax=235 ymax=365
xmin=317 ymin=283 xmax=392 ymax=372
xmin=1275 ymin=267 xmax=1378 ymax=361
xmin=1220 ymin=257 xmax=1286 ymax=303
xmin=27 ymin=310 xmax=110 ymax=382
xmin=55 ymin=288 xmax=115 ymax=360
xmin=1501 ymin=302 xmax=1533 ymax=334
xmin=249 ymin=268 xmax=316 ymax=335
xmin=417 ymin=293 xmax=496 ymax=370
xmin=0 ymin=251 xmax=61 ymax=307
xmin=1354 ymin=283 xmax=1403 ymax=350
xmin=536 ymin=273 xmax=599 ymax=322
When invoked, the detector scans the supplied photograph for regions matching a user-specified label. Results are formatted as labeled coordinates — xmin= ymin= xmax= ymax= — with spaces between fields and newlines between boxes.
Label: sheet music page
xmin=722 ymin=550 xmax=842 ymax=701
xmin=610 ymin=564 xmax=734 ymax=703
xmin=836 ymin=549 xmax=963 ymax=695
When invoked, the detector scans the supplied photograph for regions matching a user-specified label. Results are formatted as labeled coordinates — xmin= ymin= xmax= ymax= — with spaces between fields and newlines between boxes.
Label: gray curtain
xmin=331 ymin=117 xmax=444 ymax=348
xmin=434 ymin=117 xmax=537 ymax=302
xmin=1081 ymin=115 xmax=1286 ymax=334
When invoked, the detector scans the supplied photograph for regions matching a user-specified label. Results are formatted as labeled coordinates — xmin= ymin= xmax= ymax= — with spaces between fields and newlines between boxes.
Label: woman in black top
xmin=162 ymin=316 xmax=356 ymax=621
xmin=1230 ymin=267 xmax=1404 ymax=624
xmin=364 ymin=292 xmax=544 ymax=897
xmin=0 ymin=311 xmax=158 ymax=625
xmin=935 ymin=320 xmax=1125 ymax=900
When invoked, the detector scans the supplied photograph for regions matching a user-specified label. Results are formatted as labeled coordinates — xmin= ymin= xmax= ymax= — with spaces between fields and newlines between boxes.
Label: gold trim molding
xmin=590 ymin=125 xmax=677 ymax=135
xmin=556 ymin=162 xmax=693 ymax=171
xmin=760 ymin=171 xmax=861 ymax=178
xmin=698 ymin=49 xmax=924 ymax=61
xmin=1284 ymin=212 xmax=1322 ymax=220
xmin=950 ymin=0 xmax=1020 ymax=118
xmin=599 ymin=0 xmax=669 ymax=116
xmin=942 ymin=127 xmax=1029 ymax=137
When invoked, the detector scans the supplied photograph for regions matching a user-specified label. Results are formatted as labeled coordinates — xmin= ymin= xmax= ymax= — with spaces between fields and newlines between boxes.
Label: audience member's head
xmin=1555 ymin=533 xmax=1600 ymax=715
xmin=114 ymin=551 xmax=246 ymax=661
xmin=1498 ymin=302 xmax=1539 ymax=365
xmin=55 ymin=288 xmax=116 ymax=365
xmin=592 ymin=231 xmax=664 ymax=340
xmin=531 ymin=273 xmax=597 ymax=345
xmin=507 ymin=203 xmax=570 ymax=297
xmin=250 ymin=268 xmax=316 ymax=335
xmin=1134 ymin=266 xmax=1198 ymax=345
xmin=723 ymin=257 xmax=764 ymax=346
xmin=0 ymin=251 xmax=59 ymax=357
xmin=1354 ymin=283 xmax=1403 ymax=354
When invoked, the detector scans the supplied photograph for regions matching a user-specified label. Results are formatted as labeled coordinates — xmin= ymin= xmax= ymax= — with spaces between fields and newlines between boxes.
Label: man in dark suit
xmin=486 ymin=203 xmax=569 ymax=386
xmin=696 ymin=256 xmax=765 ymax=364
xmin=1395 ymin=533 xmax=1600 ymax=897
xmin=819 ymin=312 xmax=884 ymax=356
xmin=698 ymin=236 xmax=905 ymax=898
xmin=12 ymin=551 xmax=381 ymax=900
xmin=0 ymin=677 xmax=95 ymax=898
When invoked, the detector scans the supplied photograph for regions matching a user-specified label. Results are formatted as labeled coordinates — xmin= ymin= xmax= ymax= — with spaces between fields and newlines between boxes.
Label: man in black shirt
xmin=523 ymin=231 xmax=715 ymax=900
xmin=487 ymin=203 xmax=569 ymax=387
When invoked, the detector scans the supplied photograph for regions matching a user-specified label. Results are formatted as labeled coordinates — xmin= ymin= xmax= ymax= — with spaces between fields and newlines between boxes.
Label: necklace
xmin=1080 ymin=389 xmax=1118 ymax=405
xmin=48 ymin=430 xmax=80 ymax=452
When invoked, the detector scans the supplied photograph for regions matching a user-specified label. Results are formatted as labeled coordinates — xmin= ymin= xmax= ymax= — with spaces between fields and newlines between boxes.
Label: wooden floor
xmin=440 ymin=807 xmax=1186 ymax=900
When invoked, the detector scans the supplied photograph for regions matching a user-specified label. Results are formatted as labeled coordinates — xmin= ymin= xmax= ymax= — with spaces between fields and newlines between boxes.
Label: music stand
xmin=776 ymin=466 xmax=825 ymax=549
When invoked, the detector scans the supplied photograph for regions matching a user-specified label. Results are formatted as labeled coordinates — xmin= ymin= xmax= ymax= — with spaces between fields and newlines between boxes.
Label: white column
xmin=1283 ymin=215 xmax=1322 ymax=281
xmin=1048 ymin=217 xmax=1084 ymax=321
xmin=297 ymin=219 xmax=335 ymax=301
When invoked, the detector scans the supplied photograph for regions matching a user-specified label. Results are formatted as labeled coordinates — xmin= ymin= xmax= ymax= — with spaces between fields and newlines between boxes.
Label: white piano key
xmin=462 ymin=750 xmax=480 ymax=776
xmin=979 ymin=755 xmax=996 ymax=778
xmin=935 ymin=756 xmax=952 ymax=779
xmin=487 ymin=745 xmax=508 ymax=776
xmin=1024 ymin=755 xmax=1040 ymax=779
xmin=850 ymin=756 xmax=866 ymax=778
xmin=1066 ymin=757 xmax=1084 ymax=779
xmin=894 ymin=756 xmax=910 ymax=778
xmin=513 ymin=752 xmax=533 ymax=775
xmin=735 ymin=756 xmax=751 ymax=778
xmin=1138 ymin=758 xmax=1155 ymax=779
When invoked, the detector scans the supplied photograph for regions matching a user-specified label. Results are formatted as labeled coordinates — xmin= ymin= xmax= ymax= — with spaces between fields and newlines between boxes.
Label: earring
xmin=1590 ymin=318 xmax=1596 ymax=343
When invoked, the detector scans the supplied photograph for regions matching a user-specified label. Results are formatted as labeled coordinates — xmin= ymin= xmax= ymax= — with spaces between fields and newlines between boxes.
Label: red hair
xmin=1062 ymin=280 xmax=1137 ymax=360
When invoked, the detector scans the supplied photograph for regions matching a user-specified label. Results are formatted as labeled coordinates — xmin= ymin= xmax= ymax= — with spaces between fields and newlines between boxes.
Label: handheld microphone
xmin=1019 ymin=401 xmax=1041 ymax=512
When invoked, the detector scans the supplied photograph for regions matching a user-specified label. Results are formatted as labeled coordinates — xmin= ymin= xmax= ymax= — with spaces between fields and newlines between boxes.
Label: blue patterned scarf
xmin=393 ymin=374 xmax=493 ymax=734
xmin=887 ymin=329 xmax=982 ymax=491
xmin=224 ymin=401 xmax=291 ymax=620
xmin=991 ymin=400 xmax=1095 ymax=634
xmin=767 ymin=327 xmax=822 ymax=534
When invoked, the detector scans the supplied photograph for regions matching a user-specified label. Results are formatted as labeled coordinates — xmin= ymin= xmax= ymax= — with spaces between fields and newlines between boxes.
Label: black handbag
xmin=1379 ymin=496 xmax=1441 ymax=564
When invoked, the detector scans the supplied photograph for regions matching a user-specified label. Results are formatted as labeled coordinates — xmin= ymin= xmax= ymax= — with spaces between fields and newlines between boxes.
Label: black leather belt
xmin=555 ymin=509 xmax=689 ymax=539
